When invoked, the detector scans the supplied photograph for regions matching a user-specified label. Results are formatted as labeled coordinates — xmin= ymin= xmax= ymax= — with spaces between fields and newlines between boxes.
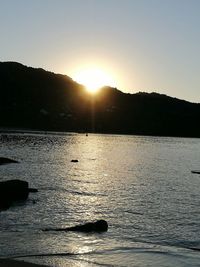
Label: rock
xmin=43 ymin=220 xmax=108 ymax=233
xmin=71 ymin=159 xmax=79 ymax=163
xmin=29 ymin=188 xmax=38 ymax=193
xmin=0 ymin=179 xmax=38 ymax=211
xmin=67 ymin=220 xmax=108 ymax=232
xmin=191 ymin=170 xmax=200 ymax=174
xmin=0 ymin=157 xmax=18 ymax=165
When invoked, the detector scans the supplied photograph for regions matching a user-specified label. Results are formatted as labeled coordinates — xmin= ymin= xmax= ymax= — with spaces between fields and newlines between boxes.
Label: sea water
xmin=0 ymin=132 xmax=200 ymax=267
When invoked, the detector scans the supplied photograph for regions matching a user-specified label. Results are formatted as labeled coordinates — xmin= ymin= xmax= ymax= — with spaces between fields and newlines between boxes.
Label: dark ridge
xmin=1 ymin=61 xmax=200 ymax=137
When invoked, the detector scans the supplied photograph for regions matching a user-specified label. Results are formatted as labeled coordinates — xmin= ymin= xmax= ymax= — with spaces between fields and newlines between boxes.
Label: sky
xmin=1 ymin=0 xmax=200 ymax=102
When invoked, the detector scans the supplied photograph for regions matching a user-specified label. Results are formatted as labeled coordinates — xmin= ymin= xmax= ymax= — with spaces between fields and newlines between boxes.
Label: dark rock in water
xmin=191 ymin=170 xmax=200 ymax=174
xmin=43 ymin=220 xmax=108 ymax=233
xmin=188 ymin=247 xmax=200 ymax=251
xmin=0 ymin=179 xmax=37 ymax=211
xmin=67 ymin=220 xmax=108 ymax=232
xmin=0 ymin=199 xmax=12 ymax=211
xmin=29 ymin=188 xmax=38 ymax=193
xmin=0 ymin=157 xmax=18 ymax=165
xmin=71 ymin=159 xmax=79 ymax=163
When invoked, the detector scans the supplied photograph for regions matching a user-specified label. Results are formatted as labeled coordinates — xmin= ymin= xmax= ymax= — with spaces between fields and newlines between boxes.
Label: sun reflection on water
xmin=27 ymin=133 xmax=139 ymax=267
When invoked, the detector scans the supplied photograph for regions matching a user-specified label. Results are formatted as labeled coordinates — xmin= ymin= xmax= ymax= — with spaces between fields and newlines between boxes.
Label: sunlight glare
xmin=73 ymin=68 xmax=116 ymax=93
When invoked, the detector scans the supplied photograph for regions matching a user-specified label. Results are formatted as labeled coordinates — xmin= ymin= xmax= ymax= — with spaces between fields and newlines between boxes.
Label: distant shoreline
xmin=0 ymin=128 xmax=78 ymax=136
xmin=0 ymin=127 xmax=200 ymax=139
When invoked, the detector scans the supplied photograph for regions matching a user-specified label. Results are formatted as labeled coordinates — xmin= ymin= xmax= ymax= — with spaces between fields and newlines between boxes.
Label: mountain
xmin=1 ymin=61 xmax=200 ymax=137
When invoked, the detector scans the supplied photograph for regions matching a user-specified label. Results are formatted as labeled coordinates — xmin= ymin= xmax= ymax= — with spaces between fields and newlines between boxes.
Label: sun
xmin=73 ymin=67 xmax=115 ymax=93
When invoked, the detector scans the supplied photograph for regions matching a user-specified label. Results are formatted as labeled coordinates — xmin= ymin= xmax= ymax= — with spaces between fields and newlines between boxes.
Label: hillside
xmin=1 ymin=61 xmax=200 ymax=137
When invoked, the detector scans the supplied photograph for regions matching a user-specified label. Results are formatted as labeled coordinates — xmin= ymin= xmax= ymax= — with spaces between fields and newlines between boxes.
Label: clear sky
xmin=1 ymin=0 xmax=200 ymax=102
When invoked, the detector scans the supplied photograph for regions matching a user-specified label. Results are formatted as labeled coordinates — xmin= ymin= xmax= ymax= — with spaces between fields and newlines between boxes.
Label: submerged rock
xmin=71 ymin=159 xmax=79 ymax=163
xmin=29 ymin=188 xmax=38 ymax=193
xmin=191 ymin=170 xmax=200 ymax=174
xmin=43 ymin=220 xmax=108 ymax=233
xmin=0 ymin=157 xmax=18 ymax=165
xmin=67 ymin=220 xmax=108 ymax=232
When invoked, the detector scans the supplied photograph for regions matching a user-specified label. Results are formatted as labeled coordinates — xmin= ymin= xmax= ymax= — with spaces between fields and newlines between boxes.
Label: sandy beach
xmin=0 ymin=259 xmax=50 ymax=267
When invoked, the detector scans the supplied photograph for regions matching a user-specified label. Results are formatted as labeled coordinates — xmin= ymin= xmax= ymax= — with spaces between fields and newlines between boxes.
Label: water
xmin=0 ymin=132 xmax=200 ymax=267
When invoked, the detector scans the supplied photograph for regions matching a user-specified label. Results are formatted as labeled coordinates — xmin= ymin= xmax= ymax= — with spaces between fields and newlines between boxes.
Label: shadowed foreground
xmin=0 ymin=260 xmax=50 ymax=267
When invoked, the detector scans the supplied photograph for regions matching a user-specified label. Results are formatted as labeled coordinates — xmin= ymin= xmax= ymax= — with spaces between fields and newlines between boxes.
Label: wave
xmin=2 ymin=241 xmax=200 ymax=267
xmin=6 ymin=251 xmax=125 ymax=267
xmin=40 ymin=186 xmax=106 ymax=197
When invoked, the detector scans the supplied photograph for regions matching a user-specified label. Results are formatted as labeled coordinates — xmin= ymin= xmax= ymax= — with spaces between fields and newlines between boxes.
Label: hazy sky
xmin=1 ymin=0 xmax=200 ymax=102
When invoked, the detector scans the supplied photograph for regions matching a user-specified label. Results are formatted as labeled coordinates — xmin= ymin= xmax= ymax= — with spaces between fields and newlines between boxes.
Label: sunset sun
xmin=73 ymin=68 xmax=116 ymax=93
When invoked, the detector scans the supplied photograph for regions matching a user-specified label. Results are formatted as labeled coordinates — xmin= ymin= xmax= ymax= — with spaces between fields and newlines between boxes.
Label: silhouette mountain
xmin=1 ymin=61 xmax=200 ymax=137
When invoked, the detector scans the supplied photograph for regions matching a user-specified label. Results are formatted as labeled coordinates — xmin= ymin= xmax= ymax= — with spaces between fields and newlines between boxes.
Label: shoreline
xmin=0 ymin=128 xmax=200 ymax=140
xmin=0 ymin=259 xmax=50 ymax=267
xmin=0 ymin=128 xmax=78 ymax=136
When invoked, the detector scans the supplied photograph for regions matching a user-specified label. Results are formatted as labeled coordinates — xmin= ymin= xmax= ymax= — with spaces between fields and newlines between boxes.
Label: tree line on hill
xmin=1 ymin=61 xmax=200 ymax=137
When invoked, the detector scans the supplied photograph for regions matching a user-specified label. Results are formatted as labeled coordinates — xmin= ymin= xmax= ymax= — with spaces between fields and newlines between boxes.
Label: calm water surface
xmin=0 ymin=132 xmax=200 ymax=267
